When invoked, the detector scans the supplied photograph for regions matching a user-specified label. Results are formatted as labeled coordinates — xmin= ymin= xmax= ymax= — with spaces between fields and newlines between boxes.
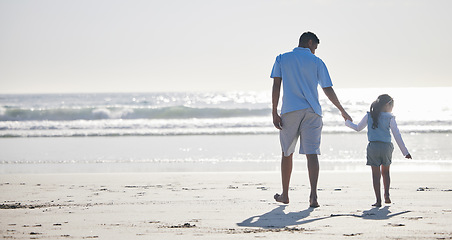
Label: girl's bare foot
xmin=309 ymin=195 xmax=320 ymax=208
xmin=309 ymin=201 xmax=320 ymax=208
xmin=274 ymin=193 xmax=289 ymax=204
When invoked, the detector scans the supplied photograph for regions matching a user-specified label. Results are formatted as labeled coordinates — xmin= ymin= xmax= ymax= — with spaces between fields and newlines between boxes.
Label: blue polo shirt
xmin=270 ymin=47 xmax=333 ymax=116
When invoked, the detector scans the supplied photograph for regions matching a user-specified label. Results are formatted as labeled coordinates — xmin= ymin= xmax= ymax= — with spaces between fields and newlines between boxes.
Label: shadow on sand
xmin=331 ymin=206 xmax=411 ymax=220
xmin=237 ymin=205 xmax=410 ymax=229
xmin=237 ymin=205 xmax=328 ymax=228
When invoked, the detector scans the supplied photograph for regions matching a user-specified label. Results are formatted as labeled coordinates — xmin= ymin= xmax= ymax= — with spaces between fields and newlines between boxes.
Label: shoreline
xmin=2 ymin=162 xmax=452 ymax=175
xmin=1 ymin=171 xmax=451 ymax=239
xmin=1 ymin=133 xmax=452 ymax=174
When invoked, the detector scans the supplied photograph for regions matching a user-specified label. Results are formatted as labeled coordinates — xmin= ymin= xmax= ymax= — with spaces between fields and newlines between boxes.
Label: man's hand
xmin=273 ymin=113 xmax=282 ymax=130
xmin=341 ymin=111 xmax=353 ymax=122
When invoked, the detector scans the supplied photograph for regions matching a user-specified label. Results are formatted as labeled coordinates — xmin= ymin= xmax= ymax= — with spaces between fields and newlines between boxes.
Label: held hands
xmin=405 ymin=154 xmax=412 ymax=159
xmin=341 ymin=111 xmax=353 ymax=122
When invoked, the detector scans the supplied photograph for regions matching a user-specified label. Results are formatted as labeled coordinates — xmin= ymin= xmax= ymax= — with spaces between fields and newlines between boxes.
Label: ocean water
xmin=1 ymin=88 xmax=451 ymax=173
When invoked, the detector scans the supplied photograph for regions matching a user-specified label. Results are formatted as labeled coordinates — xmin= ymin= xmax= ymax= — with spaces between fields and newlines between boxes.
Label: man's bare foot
xmin=385 ymin=195 xmax=391 ymax=204
xmin=274 ymin=193 xmax=289 ymax=204
xmin=372 ymin=202 xmax=382 ymax=207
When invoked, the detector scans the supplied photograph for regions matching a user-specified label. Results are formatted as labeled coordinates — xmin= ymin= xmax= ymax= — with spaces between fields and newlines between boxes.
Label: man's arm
xmin=272 ymin=77 xmax=282 ymax=130
xmin=322 ymin=87 xmax=352 ymax=121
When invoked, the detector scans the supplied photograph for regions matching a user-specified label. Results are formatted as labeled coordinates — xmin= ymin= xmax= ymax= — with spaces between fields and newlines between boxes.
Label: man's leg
xmin=275 ymin=153 xmax=293 ymax=204
xmin=307 ymin=154 xmax=320 ymax=208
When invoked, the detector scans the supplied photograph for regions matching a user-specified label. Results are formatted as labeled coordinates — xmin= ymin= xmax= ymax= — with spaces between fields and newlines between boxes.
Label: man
xmin=271 ymin=32 xmax=352 ymax=208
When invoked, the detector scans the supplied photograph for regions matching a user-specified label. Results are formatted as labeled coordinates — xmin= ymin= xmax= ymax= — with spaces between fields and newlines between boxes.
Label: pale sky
xmin=1 ymin=0 xmax=451 ymax=94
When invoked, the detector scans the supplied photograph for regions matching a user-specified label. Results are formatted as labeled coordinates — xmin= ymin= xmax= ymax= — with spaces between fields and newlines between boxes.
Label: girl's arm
xmin=345 ymin=114 xmax=368 ymax=132
xmin=390 ymin=117 xmax=410 ymax=156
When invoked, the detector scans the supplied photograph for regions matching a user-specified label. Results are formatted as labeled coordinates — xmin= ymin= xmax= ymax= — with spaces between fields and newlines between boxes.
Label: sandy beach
xmin=1 ymin=171 xmax=451 ymax=239
xmin=2 ymin=0 xmax=452 ymax=238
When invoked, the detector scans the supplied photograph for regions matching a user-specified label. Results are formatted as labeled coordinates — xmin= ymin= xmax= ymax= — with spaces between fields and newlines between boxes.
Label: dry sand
xmin=1 ymin=171 xmax=451 ymax=239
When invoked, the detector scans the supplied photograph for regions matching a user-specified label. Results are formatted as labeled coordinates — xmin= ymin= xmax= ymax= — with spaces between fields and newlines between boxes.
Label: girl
xmin=345 ymin=94 xmax=412 ymax=207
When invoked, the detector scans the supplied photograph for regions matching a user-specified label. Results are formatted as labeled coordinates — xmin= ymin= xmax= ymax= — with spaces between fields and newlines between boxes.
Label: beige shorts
xmin=280 ymin=108 xmax=323 ymax=156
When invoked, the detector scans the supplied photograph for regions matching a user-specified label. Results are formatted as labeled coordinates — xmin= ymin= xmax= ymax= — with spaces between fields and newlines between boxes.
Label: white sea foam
xmin=1 ymin=88 xmax=451 ymax=137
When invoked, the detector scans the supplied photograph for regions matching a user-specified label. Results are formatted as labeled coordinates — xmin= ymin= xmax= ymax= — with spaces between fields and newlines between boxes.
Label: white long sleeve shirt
xmin=345 ymin=113 xmax=410 ymax=156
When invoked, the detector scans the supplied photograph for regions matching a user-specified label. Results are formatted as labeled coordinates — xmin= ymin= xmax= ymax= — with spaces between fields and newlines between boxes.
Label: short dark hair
xmin=298 ymin=32 xmax=320 ymax=47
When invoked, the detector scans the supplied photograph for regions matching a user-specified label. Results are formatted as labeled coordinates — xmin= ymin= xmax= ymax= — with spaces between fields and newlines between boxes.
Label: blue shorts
xmin=366 ymin=141 xmax=394 ymax=167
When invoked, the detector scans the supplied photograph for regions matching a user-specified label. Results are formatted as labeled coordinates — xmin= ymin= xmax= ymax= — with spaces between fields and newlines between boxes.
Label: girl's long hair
xmin=370 ymin=94 xmax=393 ymax=129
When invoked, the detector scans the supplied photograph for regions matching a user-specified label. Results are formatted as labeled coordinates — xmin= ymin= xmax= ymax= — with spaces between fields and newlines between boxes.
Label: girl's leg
xmin=381 ymin=165 xmax=391 ymax=203
xmin=371 ymin=166 xmax=382 ymax=207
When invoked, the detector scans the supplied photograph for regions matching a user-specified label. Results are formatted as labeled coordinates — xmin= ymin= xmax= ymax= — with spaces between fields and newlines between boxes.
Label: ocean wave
xmin=1 ymin=118 xmax=451 ymax=138
xmin=2 ymin=89 xmax=452 ymax=137
xmin=0 ymin=106 xmax=271 ymax=121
